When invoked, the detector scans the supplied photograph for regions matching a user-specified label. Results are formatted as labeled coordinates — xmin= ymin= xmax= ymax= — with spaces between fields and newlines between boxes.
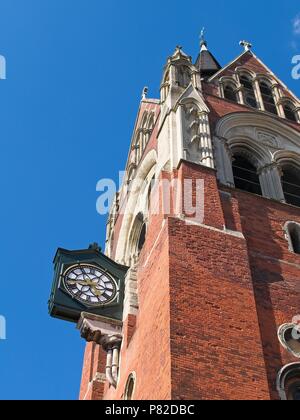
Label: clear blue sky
xmin=0 ymin=0 xmax=299 ymax=400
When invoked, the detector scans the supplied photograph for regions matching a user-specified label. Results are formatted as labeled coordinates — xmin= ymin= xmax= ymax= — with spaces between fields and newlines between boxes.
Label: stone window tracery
xmin=219 ymin=69 xmax=300 ymax=123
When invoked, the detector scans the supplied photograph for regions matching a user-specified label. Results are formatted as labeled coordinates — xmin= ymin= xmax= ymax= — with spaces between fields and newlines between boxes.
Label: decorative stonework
xmin=214 ymin=112 xmax=300 ymax=201
xmin=78 ymin=313 xmax=123 ymax=388
xmin=123 ymin=264 xmax=139 ymax=320
xmin=278 ymin=323 xmax=300 ymax=359
xmin=256 ymin=130 xmax=281 ymax=149
xmin=176 ymin=85 xmax=214 ymax=169
xmin=78 ymin=313 xmax=122 ymax=347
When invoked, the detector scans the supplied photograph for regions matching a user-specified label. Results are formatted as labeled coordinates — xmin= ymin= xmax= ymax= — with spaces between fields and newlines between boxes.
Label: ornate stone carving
xmin=182 ymin=103 xmax=214 ymax=168
xmin=256 ymin=130 xmax=281 ymax=149
xmin=78 ymin=313 xmax=123 ymax=389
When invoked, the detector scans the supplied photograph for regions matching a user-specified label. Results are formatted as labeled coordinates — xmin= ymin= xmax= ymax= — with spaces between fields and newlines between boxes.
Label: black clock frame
xmin=48 ymin=247 xmax=128 ymax=323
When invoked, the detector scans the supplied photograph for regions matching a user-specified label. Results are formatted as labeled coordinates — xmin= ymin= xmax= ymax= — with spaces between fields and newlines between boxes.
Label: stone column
xmin=198 ymin=112 xmax=215 ymax=169
xmin=214 ymin=135 xmax=235 ymax=187
xmin=236 ymin=86 xmax=245 ymax=105
xmin=272 ymin=84 xmax=285 ymax=118
xmin=253 ymin=78 xmax=264 ymax=111
xmin=258 ymin=163 xmax=285 ymax=201
xmin=295 ymin=106 xmax=300 ymax=123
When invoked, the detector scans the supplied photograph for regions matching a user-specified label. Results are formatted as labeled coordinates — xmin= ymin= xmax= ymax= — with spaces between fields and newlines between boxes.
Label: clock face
xmin=63 ymin=264 xmax=118 ymax=307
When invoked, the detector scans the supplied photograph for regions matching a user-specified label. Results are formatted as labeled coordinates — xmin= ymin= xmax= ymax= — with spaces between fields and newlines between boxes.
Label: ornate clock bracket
xmin=77 ymin=312 xmax=123 ymax=389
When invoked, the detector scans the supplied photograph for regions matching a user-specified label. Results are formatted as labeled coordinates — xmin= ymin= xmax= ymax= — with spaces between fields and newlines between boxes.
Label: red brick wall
xmin=225 ymin=187 xmax=300 ymax=399
xmin=79 ymin=49 xmax=300 ymax=399
xmin=80 ymin=160 xmax=300 ymax=400
xmin=79 ymin=342 xmax=107 ymax=400
xmin=168 ymin=217 xmax=270 ymax=400
xmin=167 ymin=164 xmax=300 ymax=400
xmin=103 ymin=219 xmax=172 ymax=400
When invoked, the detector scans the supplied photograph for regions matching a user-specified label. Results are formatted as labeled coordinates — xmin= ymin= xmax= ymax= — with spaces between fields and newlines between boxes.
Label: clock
xmin=49 ymin=246 xmax=128 ymax=323
xmin=63 ymin=264 xmax=118 ymax=307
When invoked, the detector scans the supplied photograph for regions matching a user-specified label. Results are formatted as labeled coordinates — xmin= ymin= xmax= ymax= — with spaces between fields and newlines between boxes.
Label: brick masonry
xmin=79 ymin=52 xmax=300 ymax=401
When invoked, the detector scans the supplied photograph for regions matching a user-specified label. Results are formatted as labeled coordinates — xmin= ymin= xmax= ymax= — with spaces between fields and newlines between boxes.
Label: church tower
xmin=79 ymin=37 xmax=300 ymax=401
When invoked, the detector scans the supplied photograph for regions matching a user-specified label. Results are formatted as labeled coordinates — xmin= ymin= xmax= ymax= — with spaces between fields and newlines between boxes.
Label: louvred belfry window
xmin=240 ymin=75 xmax=258 ymax=109
xmin=282 ymin=165 xmax=300 ymax=207
xmin=232 ymin=155 xmax=262 ymax=196
xmin=224 ymin=85 xmax=237 ymax=102
xmin=283 ymin=103 xmax=298 ymax=122
xmin=259 ymin=81 xmax=277 ymax=115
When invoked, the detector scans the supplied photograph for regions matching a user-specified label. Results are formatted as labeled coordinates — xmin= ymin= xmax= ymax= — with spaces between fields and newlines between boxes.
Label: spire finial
xmin=200 ymin=27 xmax=208 ymax=51
xmin=240 ymin=40 xmax=252 ymax=52
xmin=142 ymin=86 xmax=148 ymax=100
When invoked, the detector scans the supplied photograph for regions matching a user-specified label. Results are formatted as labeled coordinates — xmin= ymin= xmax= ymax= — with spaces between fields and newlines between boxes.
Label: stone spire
xmin=195 ymin=30 xmax=222 ymax=78
xmin=200 ymin=27 xmax=208 ymax=51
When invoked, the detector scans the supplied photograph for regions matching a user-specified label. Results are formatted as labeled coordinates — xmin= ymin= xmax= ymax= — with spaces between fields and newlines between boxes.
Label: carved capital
xmin=78 ymin=312 xmax=123 ymax=351
xmin=257 ymin=162 xmax=280 ymax=175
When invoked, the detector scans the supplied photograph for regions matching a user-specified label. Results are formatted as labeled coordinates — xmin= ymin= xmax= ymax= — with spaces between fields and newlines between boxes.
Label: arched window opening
xmin=124 ymin=373 xmax=136 ymax=400
xmin=177 ymin=66 xmax=191 ymax=88
xmin=282 ymin=165 xmax=300 ymax=207
xmin=259 ymin=81 xmax=277 ymax=115
xmin=290 ymin=226 xmax=300 ymax=254
xmin=240 ymin=75 xmax=257 ymax=108
xmin=141 ymin=112 xmax=148 ymax=129
xmin=285 ymin=222 xmax=300 ymax=254
xmin=137 ymin=223 xmax=146 ymax=254
xmin=283 ymin=103 xmax=298 ymax=123
xmin=232 ymin=155 xmax=262 ymax=196
xmin=129 ymin=213 xmax=147 ymax=264
xmin=147 ymin=176 xmax=156 ymax=216
xmin=277 ymin=364 xmax=300 ymax=401
xmin=224 ymin=84 xmax=238 ymax=102
xmin=147 ymin=113 xmax=155 ymax=131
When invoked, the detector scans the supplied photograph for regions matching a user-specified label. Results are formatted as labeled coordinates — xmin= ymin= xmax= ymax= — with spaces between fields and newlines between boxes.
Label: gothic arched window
xmin=224 ymin=84 xmax=238 ymax=102
xmin=137 ymin=223 xmax=146 ymax=254
xmin=232 ymin=155 xmax=262 ymax=196
xmin=283 ymin=102 xmax=298 ymax=123
xmin=129 ymin=213 xmax=147 ymax=263
xmin=259 ymin=81 xmax=277 ymax=115
xmin=240 ymin=75 xmax=258 ymax=109
xmin=282 ymin=165 xmax=300 ymax=207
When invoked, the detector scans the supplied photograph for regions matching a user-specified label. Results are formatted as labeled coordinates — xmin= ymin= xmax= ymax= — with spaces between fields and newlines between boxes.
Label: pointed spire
xmin=195 ymin=30 xmax=222 ymax=78
xmin=200 ymin=27 xmax=208 ymax=51
xmin=142 ymin=86 xmax=148 ymax=100
xmin=170 ymin=45 xmax=191 ymax=62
